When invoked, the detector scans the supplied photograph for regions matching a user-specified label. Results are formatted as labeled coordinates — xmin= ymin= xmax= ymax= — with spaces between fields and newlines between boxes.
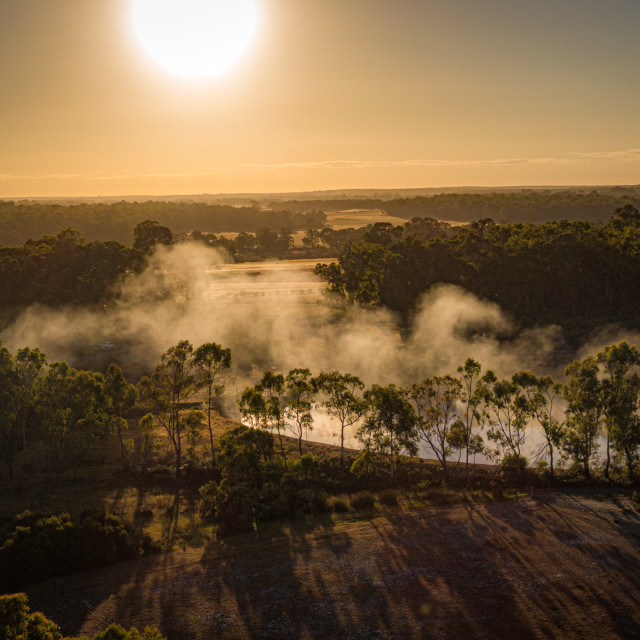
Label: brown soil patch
xmin=26 ymin=491 xmax=640 ymax=639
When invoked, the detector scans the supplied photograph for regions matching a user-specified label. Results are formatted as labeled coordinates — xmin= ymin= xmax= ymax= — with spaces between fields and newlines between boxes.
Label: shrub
xmin=330 ymin=498 xmax=350 ymax=513
xmin=0 ymin=511 xmax=157 ymax=592
xmin=378 ymin=489 xmax=399 ymax=506
xmin=350 ymin=492 xmax=375 ymax=510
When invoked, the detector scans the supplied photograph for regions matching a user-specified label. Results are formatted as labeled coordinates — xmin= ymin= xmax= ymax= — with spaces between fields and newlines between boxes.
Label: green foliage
xmin=499 ymin=454 xmax=529 ymax=478
xmin=200 ymin=426 xmax=331 ymax=534
xmin=562 ymin=356 xmax=604 ymax=480
xmin=0 ymin=593 xmax=62 ymax=640
xmin=0 ymin=229 xmax=140 ymax=314
xmin=314 ymin=213 xmax=640 ymax=341
xmin=357 ymin=384 xmax=418 ymax=481
xmin=0 ymin=594 xmax=166 ymax=640
xmin=0 ymin=511 xmax=156 ymax=591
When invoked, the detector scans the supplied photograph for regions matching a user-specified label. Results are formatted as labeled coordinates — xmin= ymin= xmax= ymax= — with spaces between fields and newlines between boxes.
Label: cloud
xmin=569 ymin=148 xmax=640 ymax=161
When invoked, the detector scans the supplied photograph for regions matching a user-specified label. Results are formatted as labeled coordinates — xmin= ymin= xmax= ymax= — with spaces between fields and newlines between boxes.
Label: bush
xmin=0 ymin=593 xmax=166 ymax=640
xmin=0 ymin=511 xmax=157 ymax=592
xmin=378 ymin=489 xmax=399 ymax=506
xmin=500 ymin=454 xmax=529 ymax=479
xmin=350 ymin=492 xmax=375 ymax=510
xmin=330 ymin=498 xmax=350 ymax=513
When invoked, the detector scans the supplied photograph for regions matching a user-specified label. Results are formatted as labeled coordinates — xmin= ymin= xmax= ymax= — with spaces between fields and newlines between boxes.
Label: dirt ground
xmin=26 ymin=491 xmax=640 ymax=640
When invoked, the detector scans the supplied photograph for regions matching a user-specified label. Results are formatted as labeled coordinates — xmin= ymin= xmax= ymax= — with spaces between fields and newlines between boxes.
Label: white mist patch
xmin=0 ymin=243 xmax=590 ymax=464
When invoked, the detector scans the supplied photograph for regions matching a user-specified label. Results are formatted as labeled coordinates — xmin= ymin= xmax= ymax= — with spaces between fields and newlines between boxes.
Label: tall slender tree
xmin=315 ymin=371 xmax=367 ymax=476
xmin=192 ymin=342 xmax=231 ymax=467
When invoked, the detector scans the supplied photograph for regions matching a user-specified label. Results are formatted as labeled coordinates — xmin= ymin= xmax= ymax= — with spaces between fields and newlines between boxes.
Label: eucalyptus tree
xmin=597 ymin=341 xmax=640 ymax=480
xmin=513 ymin=371 xmax=564 ymax=478
xmin=138 ymin=340 xmax=197 ymax=479
xmin=13 ymin=347 xmax=46 ymax=466
xmin=562 ymin=356 xmax=604 ymax=480
xmin=357 ymin=384 xmax=418 ymax=481
xmin=314 ymin=371 xmax=367 ymax=475
xmin=104 ymin=364 xmax=138 ymax=468
xmin=35 ymin=362 xmax=107 ymax=470
xmin=457 ymin=358 xmax=484 ymax=473
xmin=238 ymin=371 xmax=287 ymax=458
xmin=192 ymin=342 xmax=231 ymax=467
xmin=410 ymin=375 xmax=462 ymax=476
xmin=481 ymin=371 xmax=532 ymax=465
xmin=284 ymin=368 xmax=315 ymax=455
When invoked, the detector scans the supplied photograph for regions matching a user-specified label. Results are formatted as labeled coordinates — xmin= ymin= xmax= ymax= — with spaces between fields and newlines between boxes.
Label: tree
xmin=133 ymin=220 xmax=173 ymax=253
xmin=138 ymin=340 xmax=196 ymax=479
xmin=0 ymin=345 xmax=19 ymax=479
xmin=457 ymin=358 xmax=484 ymax=474
xmin=513 ymin=371 xmax=564 ymax=478
xmin=13 ymin=347 xmax=46 ymax=467
xmin=0 ymin=593 xmax=62 ymax=640
xmin=182 ymin=410 xmax=205 ymax=466
xmin=302 ymin=228 xmax=321 ymax=248
xmin=410 ymin=375 xmax=462 ymax=476
xmin=597 ymin=341 xmax=640 ymax=480
xmin=192 ymin=342 xmax=231 ymax=468
xmin=562 ymin=356 xmax=604 ymax=480
xmin=104 ymin=364 xmax=137 ymax=468
xmin=138 ymin=413 xmax=157 ymax=469
xmin=284 ymin=368 xmax=315 ymax=455
xmin=34 ymin=362 xmax=107 ymax=470
xmin=314 ymin=371 xmax=367 ymax=475
xmin=481 ymin=372 xmax=531 ymax=464
xmin=357 ymin=384 xmax=418 ymax=480
xmin=0 ymin=593 xmax=166 ymax=640
xmin=238 ymin=371 xmax=287 ymax=458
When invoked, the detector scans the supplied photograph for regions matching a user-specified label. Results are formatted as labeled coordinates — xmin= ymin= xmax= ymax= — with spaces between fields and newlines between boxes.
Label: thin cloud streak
xmin=1 ymin=148 xmax=639 ymax=183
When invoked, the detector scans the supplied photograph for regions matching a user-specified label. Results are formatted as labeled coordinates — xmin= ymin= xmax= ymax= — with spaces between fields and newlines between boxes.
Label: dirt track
xmin=28 ymin=492 xmax=640 ymax=640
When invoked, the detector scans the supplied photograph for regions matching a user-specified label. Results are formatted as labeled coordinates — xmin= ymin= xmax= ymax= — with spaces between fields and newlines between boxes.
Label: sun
xmin=131 ymin=0 xmax=258 ymax=78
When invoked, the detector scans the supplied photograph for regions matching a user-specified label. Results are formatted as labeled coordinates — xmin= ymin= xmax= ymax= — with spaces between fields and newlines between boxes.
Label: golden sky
xmin=1 ymin=0 xmax=639 ymax=197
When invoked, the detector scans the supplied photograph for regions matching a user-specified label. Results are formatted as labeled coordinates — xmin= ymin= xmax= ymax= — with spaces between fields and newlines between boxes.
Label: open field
xmin=323 ymin=209 xmax=408 ymax=229
xmin=22 ymin=490 xmax=640 ymax=640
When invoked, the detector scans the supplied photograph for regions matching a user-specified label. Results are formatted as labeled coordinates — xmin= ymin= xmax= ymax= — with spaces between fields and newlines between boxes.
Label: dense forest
xmin=0 ymin=200 xmax=326 ymax=246
xmin=315 ymin=205 xmax=640 ymax=342
xmin=271 ymin=189 xmax=640 ymax=223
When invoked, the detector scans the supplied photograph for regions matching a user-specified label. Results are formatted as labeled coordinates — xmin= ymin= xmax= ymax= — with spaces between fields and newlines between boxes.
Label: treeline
xmin=315 ymin=206 xmax=640 ymax=340
xmin=1 ymin=593 xmax=165 ymax=640
xmin=3 ymin=337 xmax=640 ymax=531
xmin=272 ymin=190 xmax=640 ymax=223
xmin=0 ymin=228 xmax=141 ymax=317
xmin=0 ymin=200 xmax=326 ymax=246
xmin=201 ymin=339 xmax=640 ymax=533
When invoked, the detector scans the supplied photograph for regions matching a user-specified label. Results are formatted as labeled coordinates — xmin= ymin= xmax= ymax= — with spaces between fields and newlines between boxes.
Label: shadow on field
xmin=25 ymin=494 xmax=640 ymax=640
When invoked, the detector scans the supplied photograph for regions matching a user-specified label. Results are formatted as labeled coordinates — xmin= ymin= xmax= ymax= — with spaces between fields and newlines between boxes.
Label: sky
xmin=0 ymin=0 xmax=639 ymax=197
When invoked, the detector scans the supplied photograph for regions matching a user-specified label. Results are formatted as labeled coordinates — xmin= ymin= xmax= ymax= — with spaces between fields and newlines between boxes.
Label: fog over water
xmin=2 ymin=243 xmax=628 ymax=463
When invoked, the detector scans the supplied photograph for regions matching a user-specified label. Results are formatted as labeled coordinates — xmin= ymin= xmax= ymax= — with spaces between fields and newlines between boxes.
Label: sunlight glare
xmin=131 ymin=0 xmax=258 ymax=78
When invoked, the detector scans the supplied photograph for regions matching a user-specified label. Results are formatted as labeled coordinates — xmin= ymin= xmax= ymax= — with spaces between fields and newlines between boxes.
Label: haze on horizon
xmin=0 ymin=0 xmax=639 ymax=198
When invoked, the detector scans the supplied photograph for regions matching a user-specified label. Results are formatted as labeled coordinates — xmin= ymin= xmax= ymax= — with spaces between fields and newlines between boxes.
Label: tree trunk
xmin=626 ymin=450 xmax=634 ymax=481
xmin=298 ymin=435 xmax=303 ymax=456
xmin=21 ymin=414 xmax=29 ymax=466
xmin=207 ymin=387 xmax=216 ymax=468
xmin=549 ymin=441 xmax=555 ymax=479
xmin=117 ymin=421 xmax=126 ymax=467
xmin=604 ymin=433 xmax=610 ymax=481
xmin=340 ymin=424 xmax=345 ymax=477
xmin=276 ymin=424 xmax=287 ymax=460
